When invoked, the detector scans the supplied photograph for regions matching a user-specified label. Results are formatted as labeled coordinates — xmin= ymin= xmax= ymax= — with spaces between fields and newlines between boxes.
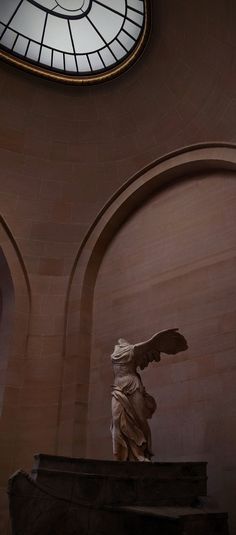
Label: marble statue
xmin=111 ymin=329 xmax=188 ymax=461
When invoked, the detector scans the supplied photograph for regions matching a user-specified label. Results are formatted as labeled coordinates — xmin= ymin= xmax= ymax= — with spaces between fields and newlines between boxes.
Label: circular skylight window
xmin=0 ymin=0 xmax=149 ymax=84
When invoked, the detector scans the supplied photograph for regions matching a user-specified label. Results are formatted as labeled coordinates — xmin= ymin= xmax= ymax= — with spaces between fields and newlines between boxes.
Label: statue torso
xmin=112 ymin=347 xmax=144 ymax=395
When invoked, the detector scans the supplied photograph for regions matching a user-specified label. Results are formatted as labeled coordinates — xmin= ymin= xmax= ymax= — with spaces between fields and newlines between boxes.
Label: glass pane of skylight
xmin=89 ymin=52 xmax=104 ymax=71
xmin=96 ymin=0 xmax=125 ymax=15
xmin=124 ymin=20 xmax=141 ymax=41
xmin=110 ymin=40 xmax=126 ymax=60
xmin=27 ymin=42 xmax=40 ymax=61
xmin=44 ymin=15 xmax=74 ymax=53
xmin=1 ymin=29 xmax=16 ymax=50
xmin=100 ymin=48 xmax=116 ymax=67
xmin=65 ymin=54 xmax=77 ymax=72
xmin=14 ymin=35 xmax=29 ymax=56
xmin=0 ymin=0 xmax=20 ymax=25
xmin=0 ymin=0 xmax=146 ymax=79
xmin=40 ymin=46 xmax=52 ymax=66
xmin=76 ymin=54 xmax=90 ymax=73
xmin=88 ymin=3 xmax=123 ymax=43
xmin=70 ymin=18 xmax=105 ymax=54
xmin=10 ymin=1 xmax=46 ymax=42
xmin=53 ymin=51 xmax=64 ymax=70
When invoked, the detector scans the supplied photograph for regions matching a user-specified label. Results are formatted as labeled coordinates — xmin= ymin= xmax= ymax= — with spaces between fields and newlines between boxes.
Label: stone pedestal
xmin=8 ymin=454 xmax=229 ymax=534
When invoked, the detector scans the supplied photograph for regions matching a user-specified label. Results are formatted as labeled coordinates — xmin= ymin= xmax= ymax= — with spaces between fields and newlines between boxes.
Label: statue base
xmin=8 ymin=454 xmax=229 ymax=534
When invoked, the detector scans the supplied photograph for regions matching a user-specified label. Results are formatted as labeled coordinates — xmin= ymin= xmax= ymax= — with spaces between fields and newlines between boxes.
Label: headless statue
xmin=111 ymin=329 xmax=188 ymax=461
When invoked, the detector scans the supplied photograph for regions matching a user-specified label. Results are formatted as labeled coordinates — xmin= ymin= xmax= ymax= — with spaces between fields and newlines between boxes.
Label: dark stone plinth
xmin=8 ymin=455 xmax=229 ymax=535
xmin=31 ymin=454 xmax=208 ymax=508
xmin=33 ymin=453 xmax=207 ymax=479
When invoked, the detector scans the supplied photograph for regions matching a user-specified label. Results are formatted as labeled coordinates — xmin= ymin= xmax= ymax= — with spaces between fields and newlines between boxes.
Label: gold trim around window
xmin=0 ymin=0 xmax=151 ymax=85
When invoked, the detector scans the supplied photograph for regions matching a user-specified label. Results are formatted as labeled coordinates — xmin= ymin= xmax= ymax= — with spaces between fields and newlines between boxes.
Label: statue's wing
xmin=133 ymin=329 xmax=188 ymax=370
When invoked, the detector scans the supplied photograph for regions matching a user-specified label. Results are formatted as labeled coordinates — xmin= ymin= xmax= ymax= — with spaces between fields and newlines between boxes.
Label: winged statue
xmin=111 ymin=329 xmax=188 ymax=461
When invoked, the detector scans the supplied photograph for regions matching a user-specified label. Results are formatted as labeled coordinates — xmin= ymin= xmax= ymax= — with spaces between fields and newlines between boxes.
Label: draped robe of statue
xmin=111 ymin=329 xmax=188 ymax=461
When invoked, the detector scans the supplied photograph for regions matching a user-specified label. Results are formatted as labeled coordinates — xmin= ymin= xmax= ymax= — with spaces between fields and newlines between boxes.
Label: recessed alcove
xmin=82 ymin=167 xmax=236 ymax=529
xmin=61 ymin=145 xmax=236 ymax=534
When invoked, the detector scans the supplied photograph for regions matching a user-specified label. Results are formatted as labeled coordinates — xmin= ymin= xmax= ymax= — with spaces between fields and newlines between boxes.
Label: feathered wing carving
xmin=133 ymin=329 xmax=188 ymax=370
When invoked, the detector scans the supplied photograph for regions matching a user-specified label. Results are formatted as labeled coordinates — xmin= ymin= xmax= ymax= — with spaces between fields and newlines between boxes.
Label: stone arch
xmin=0 ymin=247 xmax=14 ymax=416
xmin=0 ymin=215 xmax=31 ymax=516
xmin=60 ymin=143 xmax=236 ymax=457
xmin=0 ymin=216 xmax=31 ymax=372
